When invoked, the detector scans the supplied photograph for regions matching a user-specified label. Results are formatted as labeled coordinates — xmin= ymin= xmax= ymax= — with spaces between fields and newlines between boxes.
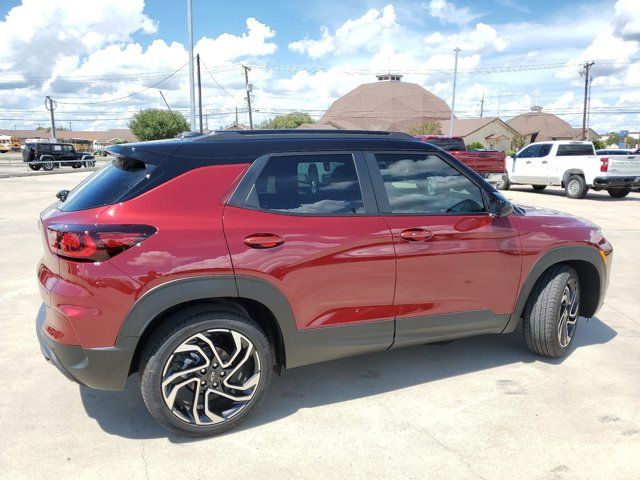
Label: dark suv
xmin=36 ymin=130 xmax=612 ymax=436
xmin=23 ymin=142 xmax=95 ymax=171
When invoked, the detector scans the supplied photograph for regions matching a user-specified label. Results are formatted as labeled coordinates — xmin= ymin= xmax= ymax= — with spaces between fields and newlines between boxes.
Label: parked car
xmin=415 ymin=135 xmax=507 ymax=189
xmin=503 ymin=141 xmax=640 ymax=198
xmin=0 ymin=135 xmax=11 ymax=153
xmin=37 ymin=130 xmax=612 ymax=436
xmin=596 ymin=148 xmax=634 ymax=156
xmin=22 ymin=142 xmax=95 ymax=171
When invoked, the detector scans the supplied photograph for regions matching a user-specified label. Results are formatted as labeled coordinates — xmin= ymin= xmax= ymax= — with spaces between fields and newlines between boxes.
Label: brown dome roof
xmin=318 ymin=80 xmax=451 ymax=132
xmin=507 ymin=109 xmax=574 ymax=141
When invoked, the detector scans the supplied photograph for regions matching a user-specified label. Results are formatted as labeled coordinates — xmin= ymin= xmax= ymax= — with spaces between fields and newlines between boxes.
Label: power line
xmin=55 ymin=62 xmax=189 ymax=105
xmin=201 ymin=60 xmax=236 ymax=98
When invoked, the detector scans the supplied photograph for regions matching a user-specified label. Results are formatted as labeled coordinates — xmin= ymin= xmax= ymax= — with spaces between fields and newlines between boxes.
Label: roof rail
xmin=194 ymin=129 xmax=413 ymax=142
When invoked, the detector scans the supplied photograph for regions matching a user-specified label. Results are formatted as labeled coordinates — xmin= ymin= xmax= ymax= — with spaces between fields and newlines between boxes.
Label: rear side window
xmin=60 ymin=157 xmax=154 ymax=212
xmin=244 ymin=154 xmax=365 ymax=215
xmin=557 ymin=144 xmax=594 ymax=156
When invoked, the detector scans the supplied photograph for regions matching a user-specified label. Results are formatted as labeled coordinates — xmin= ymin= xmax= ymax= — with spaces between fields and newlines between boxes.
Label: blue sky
xmin=0 ymin=0 xmax=638 ymax=132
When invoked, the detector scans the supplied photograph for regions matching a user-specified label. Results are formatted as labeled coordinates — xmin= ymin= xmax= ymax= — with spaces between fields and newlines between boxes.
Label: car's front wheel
xmin=139 ymin=306 xmax=273 ymax=436
xmin=523 ymin=264 xmax=580 ymax=358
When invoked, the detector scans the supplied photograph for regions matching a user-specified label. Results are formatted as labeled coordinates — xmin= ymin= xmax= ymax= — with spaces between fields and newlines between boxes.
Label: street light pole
xmin=449 ymin=47 xmax=460 ymax=137
xmin=187 ymin=0 xmax=196 ymax=132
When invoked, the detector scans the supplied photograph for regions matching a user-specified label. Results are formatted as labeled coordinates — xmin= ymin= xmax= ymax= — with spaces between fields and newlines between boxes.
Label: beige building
xmin=317 ymin=74 xmax=451 ymax=132
xmin=506 ymin=106 xmax=600 ymax=142
xmin=439 ymin=117 xmax=520 ymax=151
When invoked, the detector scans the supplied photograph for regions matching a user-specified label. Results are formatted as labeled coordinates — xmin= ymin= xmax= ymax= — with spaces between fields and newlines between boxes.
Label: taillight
xmin=47 ymin=224 xmax=156 ymax=262
xmin=600 ymin=157 xmax=609 ymax=172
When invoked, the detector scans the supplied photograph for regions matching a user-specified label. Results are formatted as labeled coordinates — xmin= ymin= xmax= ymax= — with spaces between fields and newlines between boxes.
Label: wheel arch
xmin=502 ymin=246 xmax=606 ymax=333
xmin=118 ymin=276 xmax=290 ymax=379
xmin=561 ymin=169 xmax=585 ymax=187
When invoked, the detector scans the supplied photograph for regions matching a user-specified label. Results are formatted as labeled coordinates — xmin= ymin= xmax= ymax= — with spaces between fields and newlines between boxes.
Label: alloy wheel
xmin=567 ymin=179 xmax=580 ymax=196
xmin=161 ymin=329 xmax=261 ymax=426
xmin=558 ymin=279 xmax=579 ymax=348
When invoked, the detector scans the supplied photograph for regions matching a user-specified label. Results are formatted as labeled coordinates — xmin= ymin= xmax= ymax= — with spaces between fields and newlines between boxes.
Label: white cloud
xmin=426 ymin=0 xmax=477 ymax=25
xmin=288 ymin=5 xmax=396 ymax=58
xmin=425 ymin=23 xmax=507 ymax=54
xmin=613 ymin=0 xmax=640 ymax=41
xmin=195 ymin=18 xmax=277 ymax=62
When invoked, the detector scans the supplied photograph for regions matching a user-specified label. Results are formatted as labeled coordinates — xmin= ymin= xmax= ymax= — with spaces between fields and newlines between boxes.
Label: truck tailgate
xmin=451 ymin=151 xmax=506 ymax=174
xmin=608 ymin=154 xmax=640 ymax=176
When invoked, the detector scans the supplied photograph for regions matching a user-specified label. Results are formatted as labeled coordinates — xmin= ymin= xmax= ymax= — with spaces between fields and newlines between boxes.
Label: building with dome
xmin=316 ymin=74 xmax=452 ymax=132
xmin=506 ymin=106 xmax=600 ymax=142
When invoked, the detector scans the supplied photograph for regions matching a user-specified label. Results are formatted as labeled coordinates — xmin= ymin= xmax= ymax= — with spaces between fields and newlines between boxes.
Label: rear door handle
xmin=542 ymin=160 xmax=548 ymax=164
xmin=399 ymin=228 xmax=433 ymax=242
xmin=243 ymin=233 xmax=285 ymax=249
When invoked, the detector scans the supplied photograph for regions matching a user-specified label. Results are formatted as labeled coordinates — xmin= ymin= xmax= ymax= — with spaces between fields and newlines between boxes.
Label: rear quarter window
xmin=59 ymin=157 xmax=155 ymax=212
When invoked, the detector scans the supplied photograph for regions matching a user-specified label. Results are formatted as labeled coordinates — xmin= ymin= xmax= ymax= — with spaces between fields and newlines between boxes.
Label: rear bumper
xmin=36 ymin=304 xmax=136 ymax=391
xmin=593 ymin=176 xmax=640 ymax=188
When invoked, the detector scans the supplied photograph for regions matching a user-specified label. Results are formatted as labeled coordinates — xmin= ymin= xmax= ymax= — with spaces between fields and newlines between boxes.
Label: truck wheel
xmin=532 ymin=185 xmax=546 ymax=191
xmin=139 ymin=306 xmax=273 ymax=437
xmin=42 ymin=161 xmax=54 ymax=171
xmin=28 ymin=164 xmax=41 ymax=171
xmin=72 ymin=163 xmax=81 ymax=169
xmin=496 ymin=176 xmax=510 ymax=190
xmin=523 ymin=264 xmax=580 ymax=358
xmin=565 ymin=175 xmax=588 ymax=199
xmin=607 ymin=188 xmax=631 ymax=198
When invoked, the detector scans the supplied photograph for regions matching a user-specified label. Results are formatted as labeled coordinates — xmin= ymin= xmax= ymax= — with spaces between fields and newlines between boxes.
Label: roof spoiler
xmin=106 ymin=140 xmax=184 ymax=166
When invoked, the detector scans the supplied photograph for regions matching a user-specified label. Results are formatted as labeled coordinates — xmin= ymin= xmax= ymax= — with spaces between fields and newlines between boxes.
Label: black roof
xmin=107 ymin=129 xmax=436 ymax=167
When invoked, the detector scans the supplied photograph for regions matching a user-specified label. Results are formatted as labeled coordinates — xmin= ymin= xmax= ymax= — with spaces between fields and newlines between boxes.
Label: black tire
xmin=523 ymin=264 xmax=580 ymax=358
xmin=28 ymin=163 xmax=41 ymax=171
xmin=532 ymin=185 xmax=547 ymax=191
xmin=496 ymin=175 xmax=510 ymax=191
xmin=564 ymin=175 xmax=588 ymax=199
xmin=42 ymin=160 xmax=54 ymax=171
xmin=71 ymin=163 xmax=81 ymax=169
xmin=139 ymin=305 xmax=274 ymax=437
xmin=607 ymin=187 xmax=631 ymax=198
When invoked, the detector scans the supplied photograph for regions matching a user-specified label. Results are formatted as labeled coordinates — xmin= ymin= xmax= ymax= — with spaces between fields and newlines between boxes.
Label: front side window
xmin=519 ymin=145 xmax=541 ymax=158
xmin=245 ymin=154 xmax=365 ymax=215
xmin=538 ymin=144 xmax=552 ymax=157
xmin=375 ymin=153 xmax=485 ymax=214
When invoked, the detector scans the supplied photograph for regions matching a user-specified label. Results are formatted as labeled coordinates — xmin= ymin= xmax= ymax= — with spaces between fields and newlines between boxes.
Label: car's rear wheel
xmin=28 ymin=164 xmax=41 ymax=171
xmin=42 ymin=161 xmax=54 ymax=171
xmin=565 ymin=175 xmax=588 ymax=199
xmin=607 ymin=187 xmax=631 ymax=198
xmin=523 ymin=264 xmax=580 ymax=358
xmin=139 ymin=306 xmax=273 ymax=436
xmin=532 ymin=185 xmax=546 ymax=191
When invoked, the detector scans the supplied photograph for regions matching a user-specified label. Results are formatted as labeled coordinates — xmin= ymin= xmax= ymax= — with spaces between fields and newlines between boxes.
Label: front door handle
xmin=399 ymin=228 xmax=433 ymax=242
xmin=542 ymin=160 xmax=548 ymax=164
xmin=243 ymin=233 xmax=285 ymax=249
xmin=525 ymin=160 xmax=532 ymax=164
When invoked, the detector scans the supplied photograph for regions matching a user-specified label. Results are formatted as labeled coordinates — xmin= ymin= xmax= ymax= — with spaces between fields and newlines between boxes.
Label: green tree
xmin=259 ymin=112 xmax=316 ymax=129
xmin=592 ymin=139 xmax=606 ymax=150
xmin=129 ymin=108 xmax=189 ymax=141
xmin=606 ymin=132 xmax=621 ymax=146
xmin=407 ymin=120 xmax=442 ymax=136
xmin=510 ymin=134 xmax=527 ymax=152
xmin=466 ymin=141 xmax=485 ymax=150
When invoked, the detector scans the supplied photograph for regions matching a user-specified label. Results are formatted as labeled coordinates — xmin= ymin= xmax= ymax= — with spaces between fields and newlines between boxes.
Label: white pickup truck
xmin=502 ymin=141 xmax=640 ymax=198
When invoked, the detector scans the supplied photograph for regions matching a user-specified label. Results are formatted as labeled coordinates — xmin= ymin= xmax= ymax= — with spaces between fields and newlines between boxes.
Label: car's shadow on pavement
xmin=79 ymin=316 xmax=616 ymax=442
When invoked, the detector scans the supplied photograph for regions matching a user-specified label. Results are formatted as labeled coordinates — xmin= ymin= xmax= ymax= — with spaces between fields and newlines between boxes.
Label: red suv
xmin=36 ymin=130 xmax=612 ymax=436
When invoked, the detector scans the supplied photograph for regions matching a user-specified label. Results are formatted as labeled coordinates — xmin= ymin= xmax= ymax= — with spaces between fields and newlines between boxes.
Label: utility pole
xmin=448 ymin=47 xmax=460 ymax=137
xmin=243 ymin=65 xmax=253 ymax=129
xmin=479 ymin=93 xmax=485 ymax=118
xmin=45 ymin=96 xmax=56 ymax=141
xmin=581 ymin=61 xmax=595 ymax=140
xmin=186 ymin=0 xmax=196 ymax=132
xmin=196 ymin=53 xmax=203 ymax=133
xmin=586 ymin=77 xmax=593 ymax=141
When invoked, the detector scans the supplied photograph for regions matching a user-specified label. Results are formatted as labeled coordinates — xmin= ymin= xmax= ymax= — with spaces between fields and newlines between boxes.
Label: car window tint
xmin=557 ymin=144 xmax=594 ymax=156
xmin=519 ymin=145 xmax=541 ymax=158
xmin=39 ymin=144 xmax=51 ymax=153
xmin=539 ymin=144 xmax=552 ymax=156
xmin=53 ymin=145 xmax=62 ymax=151
xmin=245 ymin=154 xmax=365 ymax=215
xmin=375 ymin=153 xmax=485 ymax=215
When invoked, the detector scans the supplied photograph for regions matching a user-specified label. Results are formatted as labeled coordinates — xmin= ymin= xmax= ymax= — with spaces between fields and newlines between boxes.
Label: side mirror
xmin=489 ymin=192 xmax=513 ymax=218
xmin=56 ymin=189 xmax=70 ymax=202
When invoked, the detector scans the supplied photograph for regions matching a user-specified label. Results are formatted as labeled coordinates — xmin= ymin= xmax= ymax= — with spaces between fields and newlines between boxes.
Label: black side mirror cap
xmin=56 ymin=190 xmax=70 ymax=202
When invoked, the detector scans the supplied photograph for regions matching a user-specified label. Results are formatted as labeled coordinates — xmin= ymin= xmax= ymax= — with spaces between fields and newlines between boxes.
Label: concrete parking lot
xmin=1 ymin=172 xmax=638 ymax=479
